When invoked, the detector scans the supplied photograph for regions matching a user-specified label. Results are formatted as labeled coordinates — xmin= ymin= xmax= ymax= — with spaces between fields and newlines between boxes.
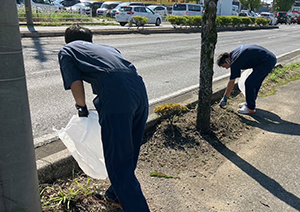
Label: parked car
xmin=292 ymin=11 xmax=300 ymax=24
xmin=165 ymin=5 xmax=172 ymax=15
xmin=147 ymin=5 xmax=168 ymax=17
xmin=110 ymin=2 xmax=145 ymax=18
xmin=239 ymin=10 xmax=257 ymax=18
xmin=23 ymin=0 xmax=65 ymax=12
xmin=115 ymin=6 xmax=162 ymax=26
xmin=287 ymin=11 xmax=300 ymax=24
xmin=276 ymin=11 xmax=291 ymax=24
xmin=258 ymin=12 xmax=277 ymax=25
xmin=59 ymin=0 xmax=80 ymax=7
xmin=96 ymin=1 xmax=121 ymax=17
xmin=172 ymin=3 xmax=203 ymax=16
xmin=51 ymin=0 xmax=65 ymax=9
xmin=87 ymin=1 xmax=103 ymax=16
xmin=65 ymin=2 xmax=92 ymax=15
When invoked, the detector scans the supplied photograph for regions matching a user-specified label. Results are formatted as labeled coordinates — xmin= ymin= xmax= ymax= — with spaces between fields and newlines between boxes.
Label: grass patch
xmin=150 ymin=171 xmax=174 ymax=178
xmin=40 ymin=173 xmax=105 ymax=211
xmin=259 ymin=62 xmax=300 ymax=97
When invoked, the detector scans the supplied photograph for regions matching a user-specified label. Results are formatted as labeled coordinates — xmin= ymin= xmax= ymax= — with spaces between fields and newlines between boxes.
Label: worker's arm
xmin=70 ymin=80 xmax=89 ymax=117
xmin=224 ymin=79 xmax=235 ymax=98
xmin=219 ymin=79 xmax=235 ymax=108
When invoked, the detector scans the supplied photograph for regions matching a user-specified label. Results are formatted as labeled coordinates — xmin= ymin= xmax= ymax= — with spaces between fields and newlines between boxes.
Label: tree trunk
xmin=197 ymin=0 xmax=218 ymax=134
xmin=0 ymin=1 xmax=42 ymax=211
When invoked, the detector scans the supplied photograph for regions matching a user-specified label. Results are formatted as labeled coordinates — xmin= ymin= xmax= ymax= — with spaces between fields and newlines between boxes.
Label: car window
xmin=102 ymin=3 xmax=119 ymax=9
xmin=188 ymin=5 xmax=201 ymax=12
xmin=84 ymin=2 xmax=91 ymax=7
xmin=173 ymin=4 xmax=186 ymax=11
xmin=134 ymin=7 xmax=146 ymax=12
xmin=146 ymin=7 xmax=153 ymax=13
xmin=130 ymin=3 xmax=144 ymax=6
xmin=120 ymin=6 xmax=132 ymax=12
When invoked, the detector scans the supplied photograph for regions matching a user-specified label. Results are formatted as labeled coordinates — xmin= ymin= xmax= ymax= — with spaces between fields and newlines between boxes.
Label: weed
xmin=154 ymin=103 xmax=189 ymax=126
xmin=150 ymin=171 xmax=174 ymax=178
xmin=40 ymin=176 xmax=104 ymax=211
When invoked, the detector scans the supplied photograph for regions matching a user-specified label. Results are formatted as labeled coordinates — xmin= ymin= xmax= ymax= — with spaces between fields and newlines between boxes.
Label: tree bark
xmin=197 ymin=0 xmax=218 ymax=134
xmin=0 ymin=1 xmax=41 ymax=211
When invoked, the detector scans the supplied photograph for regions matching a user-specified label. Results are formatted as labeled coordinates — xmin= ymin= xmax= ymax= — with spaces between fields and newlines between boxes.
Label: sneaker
xmin=93 ymin=191 xmax=122 ymax=208
xmin=238 ymin=105 xmax=256 ymax=114
xmin=238 ymin=102 xmax=247 ymax=108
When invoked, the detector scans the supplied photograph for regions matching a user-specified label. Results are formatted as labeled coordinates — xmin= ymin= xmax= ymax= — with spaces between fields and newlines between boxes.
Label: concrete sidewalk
xmin=198 ymin=80 xmax=300 ymax=212
xmin=139 ymin=80 xmax=300 ymax=212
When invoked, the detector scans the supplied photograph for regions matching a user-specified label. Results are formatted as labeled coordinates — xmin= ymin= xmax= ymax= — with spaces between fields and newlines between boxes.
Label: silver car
xmin=115 ymin=6 xmax=162 ymax=26
xmin=147 ymin=5 xmax=168 ymax=17
xmin=96 ymin=1 xmax=121 ymax=17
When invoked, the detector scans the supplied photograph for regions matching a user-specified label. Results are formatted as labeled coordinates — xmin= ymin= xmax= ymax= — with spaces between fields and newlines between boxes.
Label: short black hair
xmin=217 ymin=52 xmax=230 ymax=66
xmin=65 ymin=24 xmax=93 ymax=44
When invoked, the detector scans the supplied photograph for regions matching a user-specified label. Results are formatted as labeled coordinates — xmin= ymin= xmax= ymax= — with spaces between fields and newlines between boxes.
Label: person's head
xmin=217 ymin=52 xmax=231 ymax=69
xmin=64 ymin=25 xmax=93 ymax=44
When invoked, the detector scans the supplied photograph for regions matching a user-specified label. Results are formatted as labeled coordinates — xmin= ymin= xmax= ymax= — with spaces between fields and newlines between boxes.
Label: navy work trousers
xmin=245 ymin=55 xmax=277 ymax=110
xmin=93 ymin=72 xmax=150 ymax=212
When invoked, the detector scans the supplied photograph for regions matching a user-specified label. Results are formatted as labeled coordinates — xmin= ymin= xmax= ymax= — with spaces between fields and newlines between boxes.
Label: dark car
xmin=88 ymin=1 xmax=103 ymax=16
xmin=276 ymin=12 xmax=291 ymax=24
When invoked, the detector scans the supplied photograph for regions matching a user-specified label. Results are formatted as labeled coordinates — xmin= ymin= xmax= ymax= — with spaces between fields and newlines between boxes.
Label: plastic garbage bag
xmin=55 ymin=110 xmax=108 ymax=179
xmin=238 ymin=69 xmax=252 ymax=97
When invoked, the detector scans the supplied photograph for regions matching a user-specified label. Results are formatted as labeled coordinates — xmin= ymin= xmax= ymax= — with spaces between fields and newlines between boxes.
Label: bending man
xmin=217 ymin=44 xmax=277 ymax=114
xmin=58 ymin=25 xmax=150 ymax=212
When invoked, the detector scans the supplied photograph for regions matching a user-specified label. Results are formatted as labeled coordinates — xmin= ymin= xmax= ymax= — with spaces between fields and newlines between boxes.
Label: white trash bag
xmin=55 ymin=110 xmax=108 ymax=179
xmin=238 ymin=69 xmax=252 ymax=97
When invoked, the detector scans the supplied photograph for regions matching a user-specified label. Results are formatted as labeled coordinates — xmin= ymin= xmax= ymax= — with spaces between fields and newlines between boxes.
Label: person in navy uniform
xmin=58 ymin=25 xmax=150 ymax=212
xmin=217 ymin=44 xmax=277 ymax=114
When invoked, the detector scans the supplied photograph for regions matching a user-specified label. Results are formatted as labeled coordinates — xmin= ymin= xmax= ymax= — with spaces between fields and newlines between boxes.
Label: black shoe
xmin=93 ymin=191 xmax=122 ymax=208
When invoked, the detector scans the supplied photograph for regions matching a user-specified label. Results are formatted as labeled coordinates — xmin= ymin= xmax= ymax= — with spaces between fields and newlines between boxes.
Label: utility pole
xmin=0 ymin=1 xmax=41 ymax=212
xmin=24 ymin=0 xmax=34 ymax=26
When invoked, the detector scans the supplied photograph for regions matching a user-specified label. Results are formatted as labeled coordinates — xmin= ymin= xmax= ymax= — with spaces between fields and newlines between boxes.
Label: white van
xmin=172 ymin=3 xmax=203 ymax=16
xmin=232 ymin=5 xmax=239 ymax=16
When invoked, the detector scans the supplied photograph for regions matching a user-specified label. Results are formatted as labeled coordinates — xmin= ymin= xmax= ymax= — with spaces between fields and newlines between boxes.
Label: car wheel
xmin=155 ymin=18 xmax=161 ymax=26
xmin=120 ymin=22 xmax=126 ymax=26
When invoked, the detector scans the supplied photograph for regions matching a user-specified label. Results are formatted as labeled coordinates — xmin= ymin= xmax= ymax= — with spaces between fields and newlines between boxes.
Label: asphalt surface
xmin=20 ymin=24 xmax=300 ymax=211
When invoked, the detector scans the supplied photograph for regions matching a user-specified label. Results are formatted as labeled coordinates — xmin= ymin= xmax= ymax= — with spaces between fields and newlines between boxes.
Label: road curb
xmin=20 ymin=25 xmax=278 ymax=38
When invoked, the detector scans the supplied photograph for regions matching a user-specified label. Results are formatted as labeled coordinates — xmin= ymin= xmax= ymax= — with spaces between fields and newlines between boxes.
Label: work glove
xmin=219 ymin=95 xmax=228 ymax=108
xmin=75 ymin=104 xmax=89 ymax=117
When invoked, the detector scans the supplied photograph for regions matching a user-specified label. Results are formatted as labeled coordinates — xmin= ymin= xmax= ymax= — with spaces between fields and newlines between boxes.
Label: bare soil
xmin=40 ymin=89 xmax=262 ymax=212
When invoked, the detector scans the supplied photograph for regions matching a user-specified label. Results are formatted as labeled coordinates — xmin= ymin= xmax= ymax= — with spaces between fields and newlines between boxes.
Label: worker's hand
xmin=75 ymin=104 xmax=89 ymax=117
xmin=219 ymin=95 xmax=228 ymax=108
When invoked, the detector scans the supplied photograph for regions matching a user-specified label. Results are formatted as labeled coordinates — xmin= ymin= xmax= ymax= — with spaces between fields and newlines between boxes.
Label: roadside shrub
xmin=166 ymin=15 xmax=272 ymax=29
xmin=154 ymin=103 xmax=189 ymax=125
xmin=216 ymin=16 xmax=230 ymax=27
xmin=256 ymin=18 xmax=269 ymax=26
xmin=166 ymin=15 xmax=177 ymax=27
xmin=174 ymin=16 xmax=186 ymax=26
xmin=249 ymin=17 xmax=256 ymax=25
xmin=240 ymin=17 xmax=252 ymax=26
xmin=132 ymin=16 xmax=149 ymax=26
xmin=185 ymin=16 xmax=202 ymax=28
xmin=230 ymin=16 xmax=241 ymax=27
